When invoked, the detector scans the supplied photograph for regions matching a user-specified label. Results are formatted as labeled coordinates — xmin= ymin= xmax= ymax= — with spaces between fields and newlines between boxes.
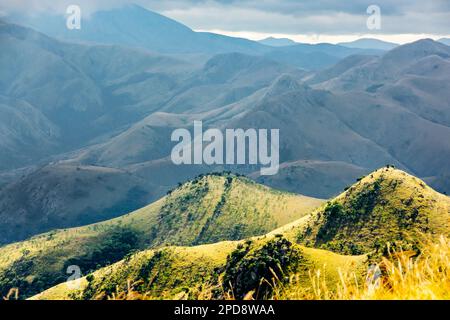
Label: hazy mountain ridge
xmin=338 ymin=38 xmax=398 ymax=50
xmin=251 ymin=160 xmax=369 ymax=198
xmin=0 ymin=21 xmax=196 ymax=168
xmin=7 ymin=4 xmax=267 ymax=55
xmin=0 ymin=163 xmax=157 ymax=244
xmin=305 ymin=39 xmax=450 ymax=180
xmin=0 ymin=96 xmax=60 ymax=169
xmin=1 ymin=13 xmax=450 ymax=247
xmin=258 ymin=37 xmax=298 ymax=47
xmin=6 ymin=5 xmax=383 ymax=70
xmin=312 ymin=39 xmax=450 ymax=92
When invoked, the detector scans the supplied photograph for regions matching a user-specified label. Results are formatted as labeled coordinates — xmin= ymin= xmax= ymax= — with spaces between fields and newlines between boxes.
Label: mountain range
xmin=0 ymin=5 xmax=449 ymax=257
xmin=5 ymin=4 xmax=383 ymax=70
xmin=0 ymin=3 xmax=450 ymax=301
xmin=338 ymin=38 xmax=398 ymax=50
xmin=259 ymin=37 xmax=399 ymax=51
xmin=258 ymin=37 xmax=298 ymax=47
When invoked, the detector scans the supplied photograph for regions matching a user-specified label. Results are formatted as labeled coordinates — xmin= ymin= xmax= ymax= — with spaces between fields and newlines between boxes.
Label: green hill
xmin=295 ymin=167 xmax=450 ymax=256
xmin=32 ymin=168 xmax=450 ymax=300
xmin=0 ymin=173 xmax=322 ymax=298
xmin=31 ymin=236 xmax=365 ymax=300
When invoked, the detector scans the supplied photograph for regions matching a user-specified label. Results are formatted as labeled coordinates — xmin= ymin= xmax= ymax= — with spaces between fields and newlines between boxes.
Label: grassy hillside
xmin=32 ymin=167 xmax=450 ymax=300
xmin=261 ymin=167 xmax=450 ymax=256
xmin=295 ymin=167 xmax=450 ymax=256
xmin=0 ymin=173 xmax=322 ymax=298
xmin=32 ymin=235 xmax=365 ymax=300
xmin=278 ymin=236 xmax=450 ymax=300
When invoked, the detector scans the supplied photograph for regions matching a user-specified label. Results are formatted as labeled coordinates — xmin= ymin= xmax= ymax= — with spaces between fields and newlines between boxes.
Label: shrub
xmin=223 ymin=236 xmax=302 ymax=299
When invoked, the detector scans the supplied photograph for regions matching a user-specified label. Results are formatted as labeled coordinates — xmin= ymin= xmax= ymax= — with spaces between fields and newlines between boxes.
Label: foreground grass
xmin=277 ymin=236 xmax=450 ymax=300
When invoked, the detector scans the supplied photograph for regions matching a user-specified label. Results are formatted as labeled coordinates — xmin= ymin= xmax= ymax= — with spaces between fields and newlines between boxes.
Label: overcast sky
xmin=1 ymin=0 xmax=449 ymax=43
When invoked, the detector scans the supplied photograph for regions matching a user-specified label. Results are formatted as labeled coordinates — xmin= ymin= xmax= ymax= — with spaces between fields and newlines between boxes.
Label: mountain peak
xmin=298 ymin=166 xmax=450 ymax=255
xmin=383 ymin=38 xmax=450 ymax=62
xmin=266 ymin=74 xmax=303 ymax=96
xmin=258 ymin=37 xmax=298 ymax=47
xmin=339 ymin=38 xmax=398 ymax=50
xmin=5 ymin=5 xmax=267 ymax=55
xmin=96 ymin=4 xmax=193 ymax=32
xmin=407 ymin=38 xmax=449 ymax=49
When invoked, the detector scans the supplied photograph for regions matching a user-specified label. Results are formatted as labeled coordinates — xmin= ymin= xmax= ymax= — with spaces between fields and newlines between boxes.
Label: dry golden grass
xmin=3 ymin=288 xmax=19 ymax=300
xmin=277 ymin=236 xmax=450 ymax=300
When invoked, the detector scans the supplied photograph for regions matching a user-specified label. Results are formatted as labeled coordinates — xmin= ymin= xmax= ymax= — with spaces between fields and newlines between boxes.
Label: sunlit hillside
xmin=31 ymin=168 xmax=450 ymax=300
xmin=0 ymin=173 xmax=322 ymax=298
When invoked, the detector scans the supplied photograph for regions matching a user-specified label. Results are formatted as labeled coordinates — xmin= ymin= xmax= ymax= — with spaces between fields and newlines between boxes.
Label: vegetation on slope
xmin=277 ymin=236 xmax=450 ymax=300
xmin=296 ymin=167 xmax=450 ymax=256
xmin=0 ymin=173 xmax=322 ymax=298
xmin=31 ymin=167 xmax=450 ymax=300
xmin=31 ymin=235 xmax=365 ymax=300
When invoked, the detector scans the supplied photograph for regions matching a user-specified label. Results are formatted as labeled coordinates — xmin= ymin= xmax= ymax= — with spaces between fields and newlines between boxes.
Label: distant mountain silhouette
xmin=339 ymin=38 xmax=398 ymax=50
xmin=258 ymin=37 xmax=297 ymax=47
xmin=6 ymin=5 xmax=380 ymax=69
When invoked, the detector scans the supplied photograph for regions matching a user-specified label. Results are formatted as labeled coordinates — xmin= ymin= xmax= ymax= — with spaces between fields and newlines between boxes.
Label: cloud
xmin=1 ymin=0 xmax=449 ymax=36
xmin=156 ymin=0 xmax=450 ymax=35
xmin=0 ymin=0 xmax=127 ymax=16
